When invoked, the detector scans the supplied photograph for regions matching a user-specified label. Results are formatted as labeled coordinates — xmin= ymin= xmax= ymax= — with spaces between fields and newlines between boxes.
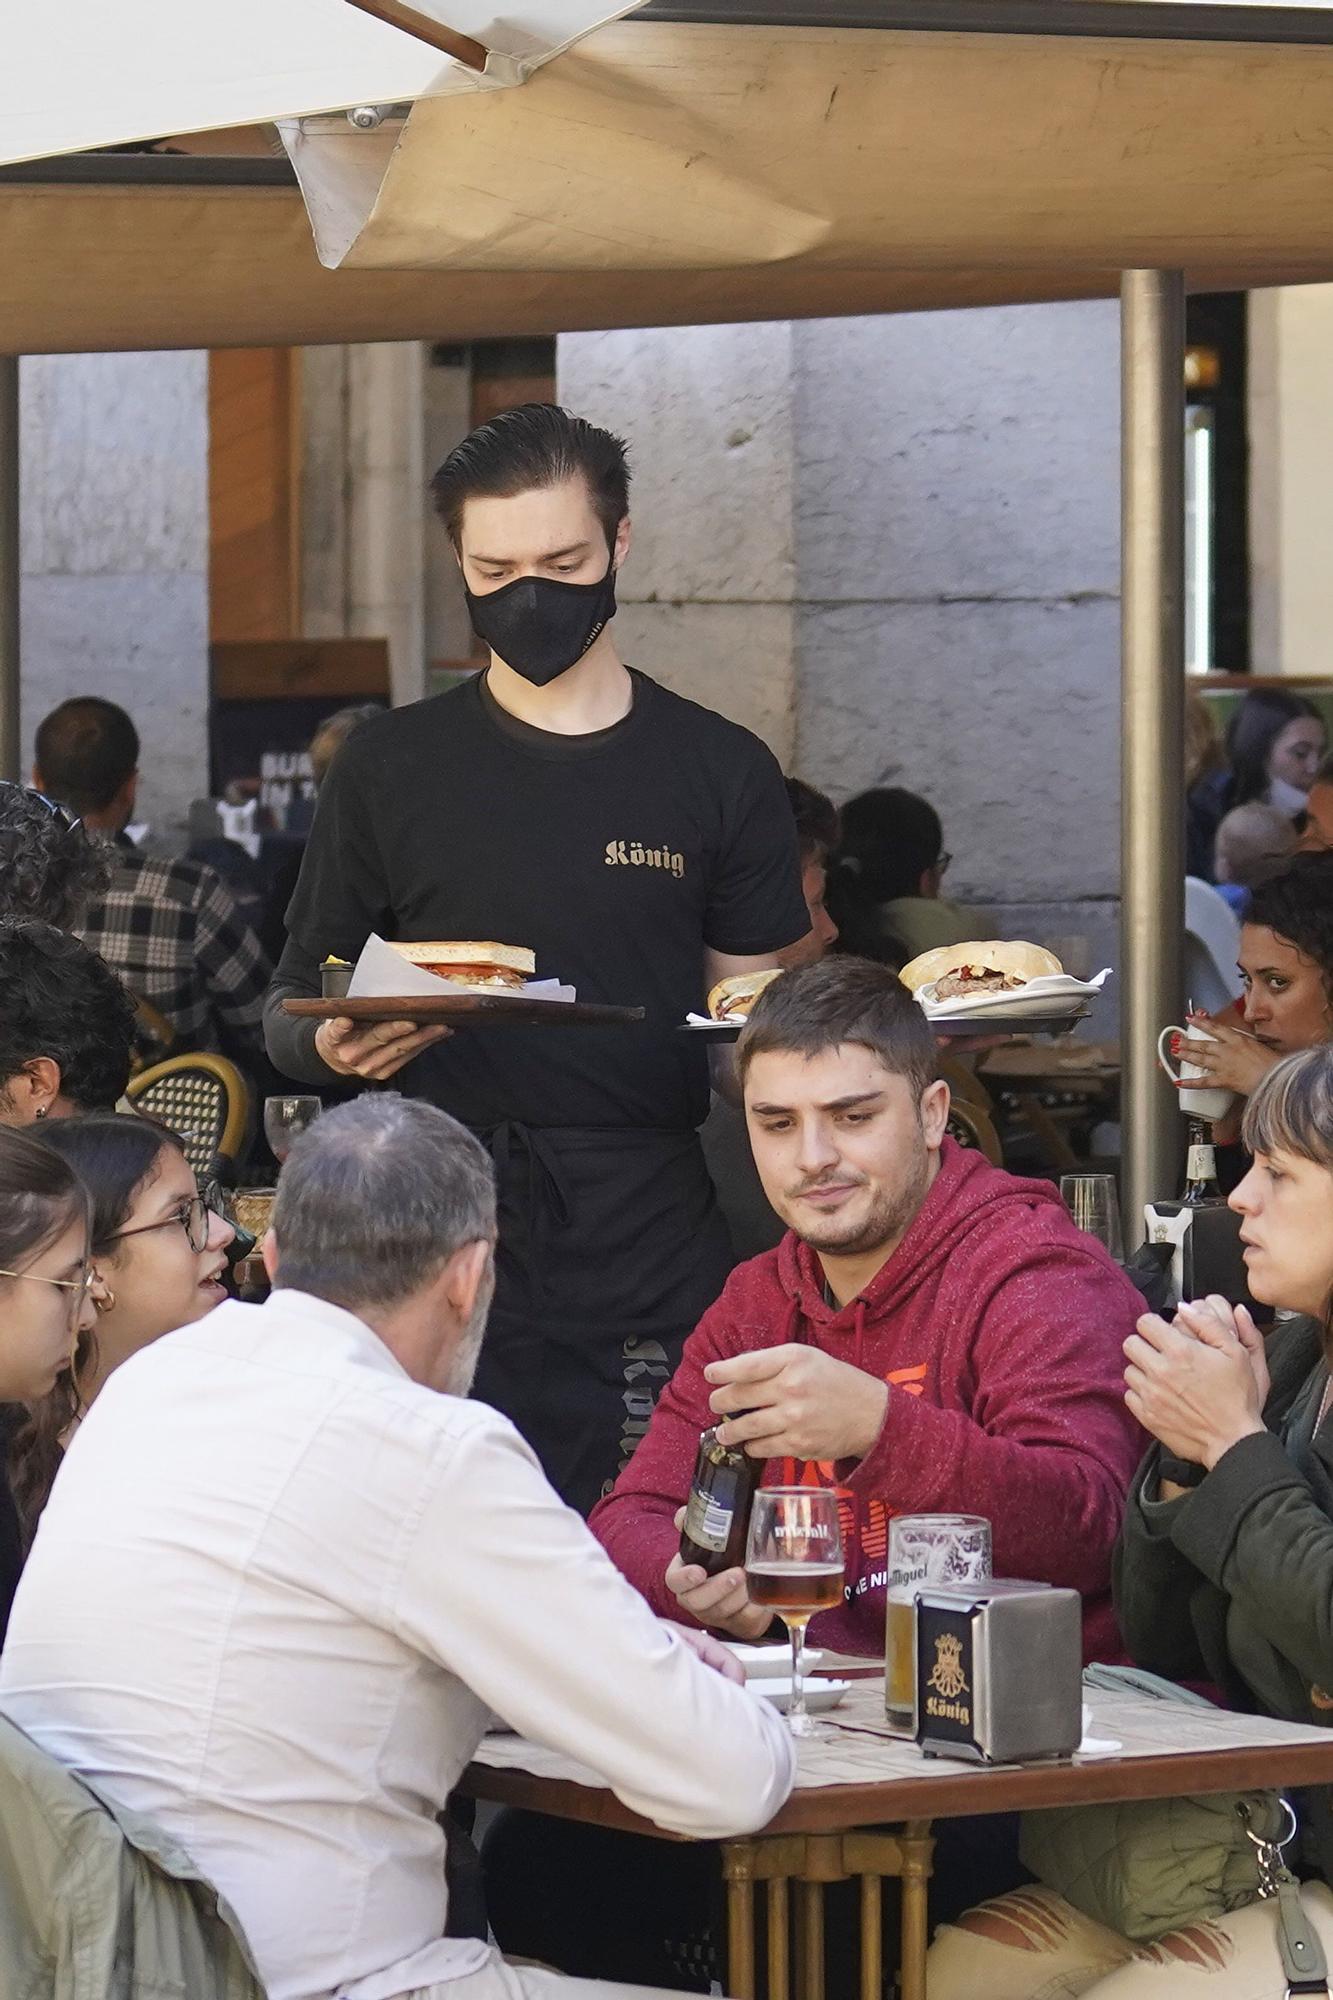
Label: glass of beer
xmin=885 ymin=1514 xmax=991 ymax=1734
xmin=745 ymin=1487 xmax=844 ymax=1738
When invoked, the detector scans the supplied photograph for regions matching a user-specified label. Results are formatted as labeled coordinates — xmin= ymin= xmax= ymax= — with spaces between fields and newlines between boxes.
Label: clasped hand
xmin=1124 ymin=1294 xmax=1268 ymax=1471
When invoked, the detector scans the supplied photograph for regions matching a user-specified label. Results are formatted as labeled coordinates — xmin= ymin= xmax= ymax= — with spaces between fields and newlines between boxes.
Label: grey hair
xmin=271 ymin=1093 xmax=496 ymax=1312
xmin=1243 ymin=1045 xmax=1333 ymax=1170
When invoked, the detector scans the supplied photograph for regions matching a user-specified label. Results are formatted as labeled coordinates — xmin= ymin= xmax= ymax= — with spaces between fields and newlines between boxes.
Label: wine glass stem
xmin=788 ymin=1614 xmax=812 ymax=1736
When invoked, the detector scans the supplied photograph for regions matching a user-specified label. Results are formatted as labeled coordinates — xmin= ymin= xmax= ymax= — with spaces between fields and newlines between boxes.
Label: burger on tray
xmin=384 ymin=940 xmax=536 ymax=996
xmin=899 ymin=940 xmax=1064 ymax=1007
xmin=706 ymin=967 xmax=784 ymax=1023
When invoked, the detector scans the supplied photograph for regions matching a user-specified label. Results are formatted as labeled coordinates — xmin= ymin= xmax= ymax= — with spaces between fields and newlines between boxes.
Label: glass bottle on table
xmin=745 ymin=1487 xmax=844 ymax=1738
xmin=264 ymin=1095 xmax=321 ymax=1164
xmin=1182 ymin=1118 xmax=1224 ymax=1206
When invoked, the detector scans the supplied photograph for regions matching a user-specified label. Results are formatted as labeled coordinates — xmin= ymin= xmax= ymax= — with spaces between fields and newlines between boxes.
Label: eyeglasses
xmin=0 ymin=783 xmax=83 ymax=838
xmin=935 ymin=851 xmax=953 ymax=876
xmin=0 ymin=1263 xmax=97 ymax=1314
xmin=109 ymin=1194 xmax=214 ymax=1255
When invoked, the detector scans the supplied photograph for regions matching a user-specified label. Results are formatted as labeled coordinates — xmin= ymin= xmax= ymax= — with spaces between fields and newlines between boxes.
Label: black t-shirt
xmin=270 ymin=670 xmax=808 ymax=1131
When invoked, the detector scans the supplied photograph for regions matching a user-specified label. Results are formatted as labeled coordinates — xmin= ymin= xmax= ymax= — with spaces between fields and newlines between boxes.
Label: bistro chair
xmin=126 ymin=1054 xmax=253 ymax=1180
xmin=944 ymin=1095 xmax=1003 ymax=1167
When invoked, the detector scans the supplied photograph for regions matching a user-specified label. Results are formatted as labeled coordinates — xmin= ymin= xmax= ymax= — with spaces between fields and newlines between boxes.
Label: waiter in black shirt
xmin=265 ymin=405 xmax=810 ymax=1511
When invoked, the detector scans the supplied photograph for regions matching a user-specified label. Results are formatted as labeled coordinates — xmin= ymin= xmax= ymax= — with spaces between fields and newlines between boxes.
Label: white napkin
xmin=1078 ymin=1702 xmax=1123 ymax=1757
xmin=346 ymin=933 xmax=575 ymax=1003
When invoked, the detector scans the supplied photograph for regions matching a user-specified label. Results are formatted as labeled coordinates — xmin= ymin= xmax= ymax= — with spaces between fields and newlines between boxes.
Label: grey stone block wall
xmin=19 ymin=351 xmax=209 ymax=844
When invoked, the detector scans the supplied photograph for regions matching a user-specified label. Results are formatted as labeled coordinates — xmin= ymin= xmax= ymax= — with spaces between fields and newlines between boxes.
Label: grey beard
xmin=444 ymin=1283 xmax=492 ymax=1399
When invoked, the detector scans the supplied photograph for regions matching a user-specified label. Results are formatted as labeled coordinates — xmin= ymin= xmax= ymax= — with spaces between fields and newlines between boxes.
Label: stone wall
xmin=560 ymin=303 xmax=1123 ymax=1022
xmin=20 ymin=350 xmax=209 ymax=842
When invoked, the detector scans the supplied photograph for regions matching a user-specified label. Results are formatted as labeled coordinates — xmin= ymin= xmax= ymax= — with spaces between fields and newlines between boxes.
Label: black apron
xmin=470 ymin=1124 xmax=732 ymax=1515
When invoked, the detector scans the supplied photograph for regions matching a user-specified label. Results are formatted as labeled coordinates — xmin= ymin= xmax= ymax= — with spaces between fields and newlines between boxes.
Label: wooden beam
xmin=343 ymin=0 xmax=487 ymax=69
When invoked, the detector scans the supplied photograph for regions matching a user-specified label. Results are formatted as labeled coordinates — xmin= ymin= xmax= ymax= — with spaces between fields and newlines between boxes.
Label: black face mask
xmin=464 ymin=554 xmax=618 ymax=687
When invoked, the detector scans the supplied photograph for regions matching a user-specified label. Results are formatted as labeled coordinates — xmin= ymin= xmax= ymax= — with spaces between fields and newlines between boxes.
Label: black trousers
xmin=471 ymin=1125 xmax=733 ymax=1515
xmin=480 ymin=1807 xmax=1030 ymax=1996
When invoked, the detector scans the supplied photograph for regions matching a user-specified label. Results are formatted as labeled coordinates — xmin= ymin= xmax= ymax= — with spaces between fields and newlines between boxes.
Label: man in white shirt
xmin=0 ymin=1094 xmax=794 ymax=2000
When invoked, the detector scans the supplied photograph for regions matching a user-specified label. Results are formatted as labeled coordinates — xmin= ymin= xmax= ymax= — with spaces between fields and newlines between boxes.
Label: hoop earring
xmin=94 ymin=1286 xmax=115 ymax=1316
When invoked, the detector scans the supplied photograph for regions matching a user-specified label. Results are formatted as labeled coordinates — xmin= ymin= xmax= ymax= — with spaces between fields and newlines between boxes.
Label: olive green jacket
xmin=1113 ymin=1313 xmax=1333 ymax=1882
xmin=0 ymin=1713 xmax=264 ymax=2000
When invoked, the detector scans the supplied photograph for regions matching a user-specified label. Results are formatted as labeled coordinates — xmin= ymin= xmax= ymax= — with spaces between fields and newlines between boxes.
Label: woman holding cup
xmin=1165 ymin=853 xmax=1333 ymax=1138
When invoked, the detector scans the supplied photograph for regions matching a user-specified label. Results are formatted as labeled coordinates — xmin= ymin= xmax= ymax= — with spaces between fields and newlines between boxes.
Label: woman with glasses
xmin=9 ymin=1116 xmax=233 ymax=1547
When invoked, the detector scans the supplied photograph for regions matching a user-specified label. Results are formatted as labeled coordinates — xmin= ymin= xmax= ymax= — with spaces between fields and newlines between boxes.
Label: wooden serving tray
xmin=283 ymin=993 xmax=645 ymax=1028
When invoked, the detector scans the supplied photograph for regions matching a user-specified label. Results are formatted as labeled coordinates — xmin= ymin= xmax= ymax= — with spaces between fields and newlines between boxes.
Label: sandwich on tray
xmin=385 ymin=940 xmax=535 ymax=996
xmin=898 ymin=940 xmax=1064 ymax=1007
xmin=707 ymin=966 xmax=784 ymax=1023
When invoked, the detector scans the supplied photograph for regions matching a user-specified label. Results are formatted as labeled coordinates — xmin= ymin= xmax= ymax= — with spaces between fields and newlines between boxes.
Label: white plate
xmin=918 ymin=970 xmax=1111 ymax=1021
xmin=751 ymin=1676 xmax=852 ymax=1714
xmin=728 ymin=1642 xmax=829 ymax=1678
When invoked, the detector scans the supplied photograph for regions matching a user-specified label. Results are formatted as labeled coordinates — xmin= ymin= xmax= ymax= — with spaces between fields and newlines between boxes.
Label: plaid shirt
xmin=78 ymin=848 xmax=270 ymax=1054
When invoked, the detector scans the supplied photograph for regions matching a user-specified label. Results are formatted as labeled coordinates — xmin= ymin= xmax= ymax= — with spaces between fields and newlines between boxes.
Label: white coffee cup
xmin=1157 ymin=1024 xmax=1238 ymax=1122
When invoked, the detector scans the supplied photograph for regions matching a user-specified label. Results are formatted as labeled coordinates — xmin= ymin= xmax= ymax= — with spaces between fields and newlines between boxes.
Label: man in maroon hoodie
xmin=590 ymin=956 xmax=1146 ymax=1664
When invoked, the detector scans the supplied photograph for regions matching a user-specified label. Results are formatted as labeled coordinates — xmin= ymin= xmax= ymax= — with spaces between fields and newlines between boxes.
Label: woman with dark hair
xmin=0 ymin=920 xmax=137 ymax=1124
xmin=825 ymin=787 xmax=977 ymax=967
xmin=930 ymin=1043 xmax=1333 ymax=1993
xmin=0 ymin=782 xmax=109 ymax=929
xmin=0 ymin=1126 xmax=96 ymax=1638
xmin=1176 ymin=851 xmax=1333 ymax=1118
xmin=10 ymin=1116 xmax=233 ymax=1545
xmin=1188 ymin=688 xmax=1326 ymax=882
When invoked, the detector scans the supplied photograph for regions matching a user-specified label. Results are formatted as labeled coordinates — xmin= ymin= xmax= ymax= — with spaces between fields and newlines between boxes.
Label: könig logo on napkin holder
xmin=915 ymin=1581 xmax=1082 ymax=1764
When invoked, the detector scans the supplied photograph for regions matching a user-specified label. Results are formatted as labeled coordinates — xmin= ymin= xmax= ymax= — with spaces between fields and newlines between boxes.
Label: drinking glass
xmin=745 ymin=1487 xmax=845 ymax=1739
xmin=1060 ymin=1174 xmax=1124 ymax=1259
xmin=264 ymin=1095 xmax=321 ymax=1165
xmin=885 ymin=1514 xmax=991 ymax=1734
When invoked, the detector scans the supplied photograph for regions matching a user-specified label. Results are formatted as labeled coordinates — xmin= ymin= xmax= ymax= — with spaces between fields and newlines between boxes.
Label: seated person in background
xmin=1299 ymin=750 xmax=1333 ymax=854
xmin=1188 ymin=686 xmax=1326 ymax=884
xmin=257 ymin=702 xmax=386 ymax=966
xmin=701 ymin=777 xmax=839 ymax=1263
xmin=0 ymin=781 xmax=110 ymax=927
xmin=1212 ymin=799 xmax=1297 ymax=916
xmin=1184 ymin=686 xmax=1228 ymax=881
xmin=592 ymin=957 xmax=1146 ymax=1664
xmin=0 ymin=921 xmax=137 ymax=1125
xmin=34 ymin=697 xmax=271 ymax=1062
xmin=825 ymin=787 xmax=978 ymax=968
xmin=928 ymin=1044 xmax=1333 ymax=1997
xmin=0 ymin=1093 xmax=793 ymax=2000
xmin=1176 ymin=852 xmax=1333 ymax=1131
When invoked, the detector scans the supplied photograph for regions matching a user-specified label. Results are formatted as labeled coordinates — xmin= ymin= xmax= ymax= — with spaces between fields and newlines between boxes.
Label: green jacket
xmin=0 ymin=1713 xmax=265 ymax=2000
xmin=1113 ymin=1313 xmax=1333 ymax=1882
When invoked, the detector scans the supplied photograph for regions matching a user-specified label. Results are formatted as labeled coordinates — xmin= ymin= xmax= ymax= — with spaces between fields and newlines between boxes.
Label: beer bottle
xmin=679 ymin=1426 xmax=760 ymax=1578
xmin=1182 ymin=1118 xmax=1223 ymax=1206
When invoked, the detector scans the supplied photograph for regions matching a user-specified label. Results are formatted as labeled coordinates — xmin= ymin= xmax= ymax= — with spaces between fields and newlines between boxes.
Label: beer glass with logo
xmin=885 ymin=1514 xmax=991 ymax=1734
xmin=745 ymin=1487 xmax=844 ymax=1738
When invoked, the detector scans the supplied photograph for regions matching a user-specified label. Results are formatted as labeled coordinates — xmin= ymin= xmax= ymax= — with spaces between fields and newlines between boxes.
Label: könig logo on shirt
xmin=604 ymin=839 xmax=686 ymax=878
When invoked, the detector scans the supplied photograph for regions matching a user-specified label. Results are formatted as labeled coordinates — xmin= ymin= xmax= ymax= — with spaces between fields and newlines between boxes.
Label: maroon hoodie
xmin=591 ymin=1140 xmax=1146 ymax=1663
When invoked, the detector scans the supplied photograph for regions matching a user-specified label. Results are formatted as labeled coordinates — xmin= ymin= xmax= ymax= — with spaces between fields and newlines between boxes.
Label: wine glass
xmin=745 ymin=1487 xmax=844 ymax=1739
xmin=1060 ymin=1174 xmax=1124 ymax=1259
xmin=264 ymin=1095 xmax=321 ymax=1165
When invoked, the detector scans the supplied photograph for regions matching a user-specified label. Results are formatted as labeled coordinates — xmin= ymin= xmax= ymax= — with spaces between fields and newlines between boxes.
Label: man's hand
xmin=314 ymin=1015 xmax=451 ymax=1081
xmin=1124 ymin=1310 xmax=1265 ymax=1471
xmin=705 ymin=1344 xmax=889 ymax=1464
xmin=1175 ymin=1294 xmax=1271 ymax=1410
xmin=666 ymin=1509 xmax=773 ymax=1640
xmin=665 ymin=1620 xmax=747 ymax=1683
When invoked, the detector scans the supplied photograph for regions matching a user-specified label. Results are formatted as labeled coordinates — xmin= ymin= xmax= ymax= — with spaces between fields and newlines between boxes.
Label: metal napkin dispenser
xmin=915 ymin=1580 xmax=1082 ymax=1764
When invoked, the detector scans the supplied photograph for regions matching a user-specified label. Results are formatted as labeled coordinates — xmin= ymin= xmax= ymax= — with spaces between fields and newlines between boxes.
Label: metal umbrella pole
xmin=1119 ymin=270 xmax=1186 ymax=1237
xmin=0 ymin=354 xmax=17 ymax=784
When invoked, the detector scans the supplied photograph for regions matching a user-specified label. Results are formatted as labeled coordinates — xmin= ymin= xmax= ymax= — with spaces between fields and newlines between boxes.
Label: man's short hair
xmin=308 ymin=703 xmax=383 ymax=787
xmin=785 ymin=777 xmax=839 ymax=867
xmin=272 ymin=1094 xmax=497 ymax=1314
xmin=0 ymin=920 xmax=136 ymax=1113
xmin=737 ymin=957 xmax=938 ymax=1100
xmin=34 ymin=698 xmax=140 ymax=818
xmin=430 ymin=403 xmax=630 ymax=553
xmin=1214 ymin=801 xmax=1296 ymax=891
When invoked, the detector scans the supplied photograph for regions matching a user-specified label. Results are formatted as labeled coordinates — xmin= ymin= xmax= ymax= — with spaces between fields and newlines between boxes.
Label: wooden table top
xmin=461 ymin=1685 xmax=1333 ymax=1838
xmin=978 ymin=1041 xmax=1121 ymax=1088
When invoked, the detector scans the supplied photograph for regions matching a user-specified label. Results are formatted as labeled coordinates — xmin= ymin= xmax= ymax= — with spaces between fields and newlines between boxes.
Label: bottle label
xmin=683 ymin=1485 xmax=734 ymax=1553
xmin=1187 ymin=1144 xmax=1216 ymax=1184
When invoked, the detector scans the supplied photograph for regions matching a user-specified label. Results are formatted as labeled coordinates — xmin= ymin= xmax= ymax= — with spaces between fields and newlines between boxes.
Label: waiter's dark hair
xmin=431 ymin=403 xmax=630 ymax=553
xmin=736 ymin=957 xmax=937 ymax=1101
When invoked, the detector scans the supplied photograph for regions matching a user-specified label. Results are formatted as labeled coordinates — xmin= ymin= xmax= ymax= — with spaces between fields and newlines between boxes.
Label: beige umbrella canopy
xmin=3 ymin=0 xmax=1333 ymax=1218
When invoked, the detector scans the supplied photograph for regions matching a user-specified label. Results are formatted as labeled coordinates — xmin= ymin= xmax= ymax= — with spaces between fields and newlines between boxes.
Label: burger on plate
xmin=898 ymin=940 xmax=1063 ymax=1005
xmin=707 ymin=966 xmax=784 ymax=1023
xmin=385 ymin=940 xmax=535 ymax=995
